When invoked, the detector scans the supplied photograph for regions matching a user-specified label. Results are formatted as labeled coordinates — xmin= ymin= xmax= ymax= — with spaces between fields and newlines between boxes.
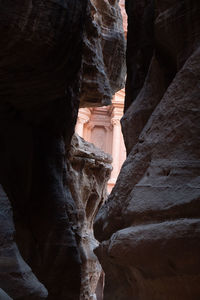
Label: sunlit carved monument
xmin=76 ymin=89 xmax=126 ymax=193
xmin=75 ymin=1 xmax=127 ymax=193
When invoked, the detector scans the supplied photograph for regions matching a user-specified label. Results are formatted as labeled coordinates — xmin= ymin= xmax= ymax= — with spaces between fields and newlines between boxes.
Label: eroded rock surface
xmin=0 ymin=288 xmax=13 ymax=300
xmin=0 ymin=185 xmax=48 ymax=300
xmin=95 ymin=1 xmax=200 ymax=299
xmin=80 ymin=0 xmax=126 ymax=107
xmin=67 ymin=134 xmax=112 ymax=300
xmin=0 ymin=0 xmax=125 ymax=299
xmin=0 ymin=2 xmax=85 ymax=299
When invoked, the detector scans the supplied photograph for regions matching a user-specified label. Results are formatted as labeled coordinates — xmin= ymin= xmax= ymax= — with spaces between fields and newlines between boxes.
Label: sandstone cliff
xmin=0 ymin=1 xmax=125 ymax=299
xmin=95 ymin=1 xmax=200 ymax=299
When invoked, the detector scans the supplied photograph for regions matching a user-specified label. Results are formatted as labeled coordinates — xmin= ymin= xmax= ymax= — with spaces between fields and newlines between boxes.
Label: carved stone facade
xmin=75 ymin=89 xmax=126 ymax=193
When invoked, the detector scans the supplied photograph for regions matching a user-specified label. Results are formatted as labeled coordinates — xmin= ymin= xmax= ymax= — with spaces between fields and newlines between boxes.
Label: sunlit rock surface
xmin=95 ymin=1 xmax=200 ymax=299
xmin=67 ymin=134 xmax=112 ymax=300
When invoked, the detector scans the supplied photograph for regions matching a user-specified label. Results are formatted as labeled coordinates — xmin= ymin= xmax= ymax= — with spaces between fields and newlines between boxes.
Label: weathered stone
xmin=122 ymin=56 xmax=166 ymax=154
xmin=119 ymin=0 xmax=127 ymax=36
xmin=96 ymin=219 xmax=200 ymax=300
xmin=0 ymin=0 xmax=125 ymax=298
xmin=95 ymin=1 xmax=200 ymax=299
xmin=0 ymin=1 xmax=85 ymax=295
xmin=80 ymin=0 xmax=126 ymax=107
xmin=0 ymin=185 xmax=48 ymax=300
xmin=0 ymin=288 xmax=13 ymax=300
xmin=67 ymin=134 xmax=112 ymax=300
xmin=124 ymin=0 xmax=154 ymax=111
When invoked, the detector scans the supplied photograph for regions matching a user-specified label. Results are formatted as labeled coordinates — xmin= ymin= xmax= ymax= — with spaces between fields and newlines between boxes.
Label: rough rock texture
xmin=119 ymin=0 xmax=127 ymax=36
xmin=0 ymin=185 xmax=48 ymax=300
xmin=80 ymin=0 xmax=126 ymax=107
xmin=124 ymin=0 xmax=154 ymax=112
xmin=95 ymin=1 xmax=200 ymax=299
xmin=67 ymin=134 xmax=112 ymax=300
xmin=0 ymin=288 xmax=13 ymax=300
xmin=0 ymin=2 xmax=85 ymax=299
xmin=0 ymin=1 xmax=125 ymax=299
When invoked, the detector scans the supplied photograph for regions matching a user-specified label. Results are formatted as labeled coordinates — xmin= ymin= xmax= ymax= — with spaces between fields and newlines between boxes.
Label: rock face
xmin=124 ymin=0 xmax=154 ymax=112
xmin=94 ymin=1 xmax=200 ymax=299
xmin=0 ymin=1 xmax=125 ymax=299
xmin=0 ymin=2 xmax=85 ymax=299
xmin=80 ymin=0 xmax=126 ymax=107
xmin=0 ymin=185 xmax=48 ymax=300
xmin=0 ymin=288 xmax=13 ymax=300
xmin=67 ymin=134 xmax=112 ymax=300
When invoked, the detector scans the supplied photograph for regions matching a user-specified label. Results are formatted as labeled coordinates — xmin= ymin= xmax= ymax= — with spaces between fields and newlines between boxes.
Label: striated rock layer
xmin=67 ymin=134 xmax=112 ymax=300
xmin=0 ymin=0 xmax=125 ymax=299
xmin=95 ymin=1 xmax=200 ymax=299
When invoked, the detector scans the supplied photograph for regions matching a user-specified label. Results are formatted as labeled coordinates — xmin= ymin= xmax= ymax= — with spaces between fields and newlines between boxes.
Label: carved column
xmin=76 ymin=118 xmax=85 ymax=137
xmin=75 ymin=108 xmax=91 ymax=138
xmin=111 ymin=117 xmax=121 ymax=180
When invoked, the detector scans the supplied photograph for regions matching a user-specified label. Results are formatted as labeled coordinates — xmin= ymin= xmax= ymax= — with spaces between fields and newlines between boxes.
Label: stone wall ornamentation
xmin=76 ymin=89 xmax=126 ymax=193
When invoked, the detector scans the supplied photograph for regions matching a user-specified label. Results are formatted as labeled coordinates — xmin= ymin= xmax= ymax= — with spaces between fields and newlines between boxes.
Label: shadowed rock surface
xmin=0 ymin=2 xmax=85 ymax=299
xmin=67 ymin=134 xmax=112 ymax=300
xmin=94 ymin=1 xmax=200 ymax=299
xmin=0 ymin=288 xmax=13 ymax=300
xmin=80 ymin=0 xmax=126 ymax=107
xmin=0 ymin=0 xmax=125 ymax=299
xmin=0 ymin=185 xmax=48 ymax=299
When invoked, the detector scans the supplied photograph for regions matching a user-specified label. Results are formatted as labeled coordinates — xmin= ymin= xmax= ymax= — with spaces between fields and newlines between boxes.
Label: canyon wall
xmin=81 ymin=0 xmax=126 ymax=107
xmin=67 ymin=134 xmax=112 ymax=300
xmin=0 ymin=1 xmax=125 ymax=299
xmin=95 ymin=1 xmax=200 ymax=299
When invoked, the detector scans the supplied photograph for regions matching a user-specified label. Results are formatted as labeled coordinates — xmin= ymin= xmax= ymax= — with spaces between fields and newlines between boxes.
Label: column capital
xmin=111 ymin=118 xmax=121 ymax=126
xmin=78 ymin=108 xmax=91 ymax=125
xmin=78 ymin=116 xmax=88 ymax=125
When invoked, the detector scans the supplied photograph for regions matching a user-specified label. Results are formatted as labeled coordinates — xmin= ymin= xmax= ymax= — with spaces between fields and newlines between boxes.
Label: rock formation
xmin=0 ymin=288 xmax=13 ymax=300
xmin=67 ymin=134 xmax=112 ymax=300
xmin=95 ymin=1 xmax=200 ymax=299
xmin=0 ymin=185 xmax=48 ymax=300
xmin=80 ymin=0 xmax=126 ymax=107
xmin=0 ymin=1 xmax=125 ymax=299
